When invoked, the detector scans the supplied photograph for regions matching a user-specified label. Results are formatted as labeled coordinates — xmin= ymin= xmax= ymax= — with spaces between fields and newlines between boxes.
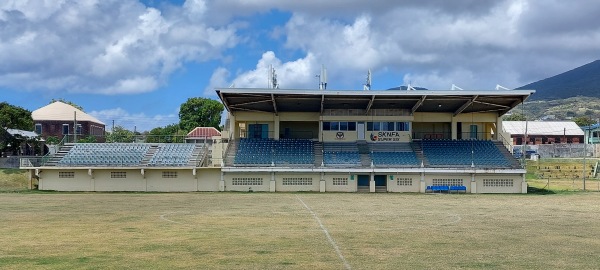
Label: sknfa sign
xmin=370 ymin=131 xmax=404 ymax=142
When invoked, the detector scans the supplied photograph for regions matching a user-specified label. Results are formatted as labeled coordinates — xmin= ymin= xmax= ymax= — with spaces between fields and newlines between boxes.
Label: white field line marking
xmin=296 ymin=195 xmax=351 ymax=270
xmin=159 ymin=211 xmax=190 ymax=225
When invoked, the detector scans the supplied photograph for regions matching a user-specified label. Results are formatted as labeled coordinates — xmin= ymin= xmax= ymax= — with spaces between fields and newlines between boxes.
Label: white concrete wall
xmin=475 ymin=174 xmax=524 ymax=193
xmin=386 ymin=174 xmax=421 ymax=192
xmin=323 ymin=173 xmax=357 ymax=192
xmin=274 ymin=173 xmax=320 ymax=192
xmin=223 ymin=172 xmax=271 ymax=192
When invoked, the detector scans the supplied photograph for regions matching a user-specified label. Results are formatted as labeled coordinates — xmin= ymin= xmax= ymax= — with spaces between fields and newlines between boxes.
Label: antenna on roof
xmin=363 ymin=69 xmax=371 ymax=91
xmin=268 ymin=65 xmax=279 ymax=89
xmin=228 ymin=83 xmax=235 ymax=88
xmin=406 ymin=83 xmax=416 ymax=91
xmin=318 ymin=65 xmax=327 ymax=90
xmin=451 ymin=84 xmax=463 ymax=90
xmin=495 ymin=84 xmax=510 ymax=90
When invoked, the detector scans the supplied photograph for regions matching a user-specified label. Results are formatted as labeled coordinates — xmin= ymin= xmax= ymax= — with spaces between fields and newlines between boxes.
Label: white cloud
xmin=89 ymin=107 xmax=179 ymax=132
xmin=0 ymin=0 xmax=238 ymax=95
xmin=208 ymin=51 xmax=317 ymax=90
xmin=223 ymin=0 xmax=600 ymax=90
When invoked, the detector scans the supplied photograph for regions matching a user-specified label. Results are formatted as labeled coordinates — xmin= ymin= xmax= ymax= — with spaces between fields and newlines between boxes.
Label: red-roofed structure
xmin=186 ymin=127 xmax=221 ymax=143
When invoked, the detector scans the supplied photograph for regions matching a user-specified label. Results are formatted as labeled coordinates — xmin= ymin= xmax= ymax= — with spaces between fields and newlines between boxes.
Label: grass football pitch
xmin=1 ymin=191 xmax=600 ymax=269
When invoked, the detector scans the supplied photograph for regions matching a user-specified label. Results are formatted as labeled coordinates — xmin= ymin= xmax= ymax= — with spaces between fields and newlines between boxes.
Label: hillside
xmin=508 ymin=96 xmax=600 ymax=122
xmin=517 ymin=60 xmax=600 ymax=100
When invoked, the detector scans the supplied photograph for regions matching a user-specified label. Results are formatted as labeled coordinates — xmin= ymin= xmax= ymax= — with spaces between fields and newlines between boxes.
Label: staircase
xmin=356 ymin=140 xmax=372 ymax=167
xmin=223 ymin=139 xmax=238 ymax=166
xmin=44 ymin=144 xmax=74 ymax=166
xmin=375 ymin=186 xmax=387 ymax=193
xmin=141 ymin=144 xmax=158 ymax=166
xmin=313 ymin=141 xmax=323 ymax=166
xmin=494 ymin=141 xmax=522 ymax=168
xmin=410 ymin=141 xmax=426 ymax=167
xmin=188 ymin=144 xmax=206 ymax=167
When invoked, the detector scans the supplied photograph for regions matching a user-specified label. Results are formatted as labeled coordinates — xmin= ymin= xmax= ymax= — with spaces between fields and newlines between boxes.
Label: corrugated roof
xmin=186 ymin=127 xmax=221 ymax=138
xmin=32 ymin=101 xmax=105 ymax=125
xmin=5 ymin=128 xmax=39 ymax=138
xmin=503 ymin=121 xmax=583 ymax=136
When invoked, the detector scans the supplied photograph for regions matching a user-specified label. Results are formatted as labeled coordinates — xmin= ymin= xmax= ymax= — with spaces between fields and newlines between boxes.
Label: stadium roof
xmin=32 ymin=101 xmax=105 ymax=125
xmin=216 ymin=88 xmax=535 ymax=116
xmin=503 ymin=121 xmax=584 ymax=136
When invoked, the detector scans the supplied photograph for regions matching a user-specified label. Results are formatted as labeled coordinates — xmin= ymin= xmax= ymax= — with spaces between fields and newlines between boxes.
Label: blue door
xmin=357 ymin=175 xmax=370 ymax=187
xmin=374 ymin=175 xmax=387 ymax=186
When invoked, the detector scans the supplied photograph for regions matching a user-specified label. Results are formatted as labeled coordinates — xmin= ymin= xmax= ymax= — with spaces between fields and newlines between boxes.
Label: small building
xmin=1 ymin=128 xmax=41 ymax=156
xmin=185 ymin=127 xmax=221 ymax=144
xmin=503 ymin=121 xmax=584 ymax=145
xmin=32 ymin=101 xmax=106 ymax=142
xmin=582 ymin=123 xmax=600 ymax=144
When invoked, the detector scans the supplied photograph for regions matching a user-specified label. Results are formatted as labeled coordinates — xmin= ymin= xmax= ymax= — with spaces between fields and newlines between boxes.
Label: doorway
xmin=357 ymin=122 xmax=365 ymax=140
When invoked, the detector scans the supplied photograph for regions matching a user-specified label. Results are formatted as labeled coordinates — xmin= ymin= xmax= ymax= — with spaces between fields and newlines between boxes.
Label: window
xmin=330 ymin=122 xmax=340 ymax=131
xmin=58 ymin=172 xmax=74 ymax=178
xmin=232 ymin=177 xmax=263 ymax=185
xmin=432 ymin=178 xmax=464 ymax=186
xmin=111 ymin=171 xmax=127 ymax=178
xmin=483 ymin=179 xmax=513 ymax=187
xmin=62 ymin=124 xmax=70 ymax=135
xmin=382 ymin=122 xmax=394 ymax=131
xmin=348 ymin=122 xmax=356 ymax=131
xmin=397 ymin=122 xmax=410 ymax=131
xmin=162 ymin=171 xmax=178 ymax=178
xmin=396 ymin=178 xmax=413 ymax=186
xmin=35 ymin=124 xmax=42 ymax=135
xmin=339 ymin=122 xmax=348 ymax=131
xmin=282 ymin=177 xmax=313 ymax=185
xmin=76 ymin=124 xmax=82 ymax=135
xmin=470 ymin=125 xmax=478 ymax=139
xmin=333 ymin=177 xmax=348 ymax=185
xmin=323 ymin=122 xmax=356 ymax=131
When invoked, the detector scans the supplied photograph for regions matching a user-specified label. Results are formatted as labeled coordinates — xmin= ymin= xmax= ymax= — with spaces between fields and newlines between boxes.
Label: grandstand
xmin=21 ymin=87 xmax=534 ymax=193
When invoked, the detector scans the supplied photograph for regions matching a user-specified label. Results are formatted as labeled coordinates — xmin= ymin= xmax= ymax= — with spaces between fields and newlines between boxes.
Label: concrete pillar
xmin=274 ymin=115 xmax=280 ymax=139
xmin=370 ymin=173 xmax=375 ymax=193
xmin=521 ymin=173 xmax=527 ymax=194
xmin=219 ymin=171 xmax=225 ymax=191
xmin=451 ymin=117 xmax=458 ymax=140
xmin=320 ymin=172 xmax=325 ymax=192
xmin=229 ymin=114 xmax=237 ymax=139
xmin=496 ymin=116 xmax=503 ymax=141
xmin=270 ymin=172 xmax=276 ymax=192
xmin=419 ymin=172 xmax=426 ymax=193
xmin=470 ymin=173 xmax=477 ymax=193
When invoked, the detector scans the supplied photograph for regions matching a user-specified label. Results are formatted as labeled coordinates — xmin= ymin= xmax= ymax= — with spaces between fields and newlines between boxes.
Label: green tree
xmin=147 ymin=124 xmax=187 ymax=143
xmin=77 ymin=136 xmax=97 ymax=143
xmin=0 ymin=102 xmax=33 ymax=130
xmin=50 ymin=99 xmax=83 ymax=111
xmin=503 ymin=113 xmax=527 ymax=121
xmin=106 ymin=126 xmax=134 ymax=143
xmin=45 ymin=136 xmax=60 ymax=145
xmin=179 ymin=98 xmax=224 ymax=132
xmin=574 ymin=116 xmax=595 ymax=127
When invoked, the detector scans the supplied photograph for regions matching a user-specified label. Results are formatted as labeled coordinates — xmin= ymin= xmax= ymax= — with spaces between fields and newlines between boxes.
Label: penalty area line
xmin=296 ymin=195 xmax=351 ymax=270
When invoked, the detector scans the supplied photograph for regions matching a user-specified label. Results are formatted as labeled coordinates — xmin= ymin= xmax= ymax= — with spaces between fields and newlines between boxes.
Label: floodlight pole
xmin=583 ymin=129 xmax=587 ymax=191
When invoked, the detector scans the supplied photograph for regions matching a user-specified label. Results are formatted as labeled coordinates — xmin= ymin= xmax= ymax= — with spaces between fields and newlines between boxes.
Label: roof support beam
xmin=320 ymin=94 xmax=325 ymax=114
xmin=411 ymin=95 xmax=426 ymax=114
xmin=473 ymin=100 xmax=510 ymax=109
xmin=271 ymin=94 xmax=278 ymax=116
xmin=365 ymin=95 xmax=376 ymax=115
xmin=218 ymin=91 xmax=231 ymax=112
xmin=232 ymin=99 xmax=271 ymax=107
xmin=454 ymin=95 xmax=478 ymax=116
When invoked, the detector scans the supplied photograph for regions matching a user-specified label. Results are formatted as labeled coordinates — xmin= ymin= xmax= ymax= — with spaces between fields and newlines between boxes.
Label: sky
xmin=1 ymin=0 xmax=599 ymax=132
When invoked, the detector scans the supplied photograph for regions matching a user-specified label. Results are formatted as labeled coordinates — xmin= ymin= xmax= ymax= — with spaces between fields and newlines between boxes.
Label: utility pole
xmin=73 ymin=111 xmax=77 ymax=143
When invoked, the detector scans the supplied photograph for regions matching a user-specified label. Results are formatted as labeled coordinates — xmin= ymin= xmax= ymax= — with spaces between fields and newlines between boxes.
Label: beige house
xmin=32 ymin=101 xmax=106 ymax=142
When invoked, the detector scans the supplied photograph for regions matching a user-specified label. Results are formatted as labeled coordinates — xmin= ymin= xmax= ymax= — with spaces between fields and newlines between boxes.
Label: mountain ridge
xmin=517 ymin=59 xmax=600 ymax=100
